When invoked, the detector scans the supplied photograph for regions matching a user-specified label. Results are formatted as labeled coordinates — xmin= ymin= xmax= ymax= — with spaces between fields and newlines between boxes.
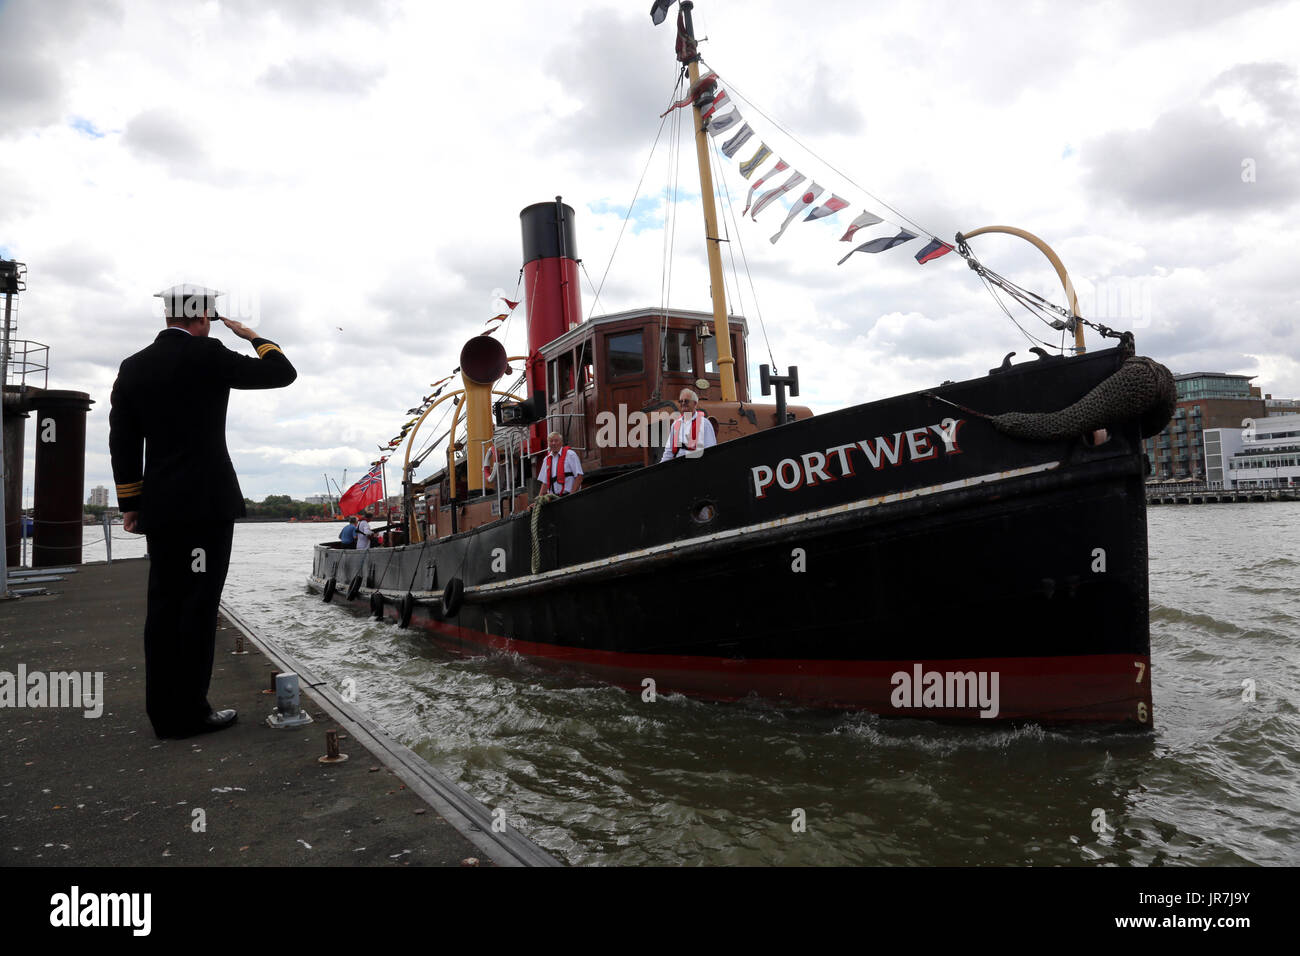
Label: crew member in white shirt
xmin=661 ymin=389 xmax=717 ymax=461
xmin=537 ymin=432 xmax=584 ymax=497
xmin=356 ymin=512 xmax=373 ymax=550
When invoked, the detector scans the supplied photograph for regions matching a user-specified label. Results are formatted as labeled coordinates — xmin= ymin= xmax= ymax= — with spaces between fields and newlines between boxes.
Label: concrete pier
xmin=0 ymin=558 xmax=557 ymax=867
xmin=1146 ymin=485 xmax=1300 ymax=505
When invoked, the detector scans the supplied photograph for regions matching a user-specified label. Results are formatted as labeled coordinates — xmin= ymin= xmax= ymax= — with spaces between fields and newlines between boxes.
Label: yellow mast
xmin=680 ymin=1 xmax=738 ymax=402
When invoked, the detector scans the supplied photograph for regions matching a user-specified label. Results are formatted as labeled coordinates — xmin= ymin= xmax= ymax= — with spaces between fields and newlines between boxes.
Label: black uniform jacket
xmin=109 ymin=328 xmax=296 ymax=531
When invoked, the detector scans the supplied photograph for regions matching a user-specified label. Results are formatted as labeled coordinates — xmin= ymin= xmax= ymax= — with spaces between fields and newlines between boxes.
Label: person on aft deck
xmin=537 ymin=431 xmax=583 ymax=498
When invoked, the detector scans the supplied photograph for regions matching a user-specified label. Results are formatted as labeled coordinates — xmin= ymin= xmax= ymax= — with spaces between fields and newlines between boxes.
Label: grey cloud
xmin=123 ymin=107 xmax=207 ymax=169
xmin=0 ymin=0 xmax=121 ymax=137
xmin=34 ymin=300 xmax=144 ymax=371
xmin=108 ymin=108 xmax=278 ymax=187
xmin=1208 ymin=61 xmax=1300 ymax=124
xmin=219 ymin=0 xmax=397 ymax=26
xmin=545 ymin=8 xmax=668 ymax=158
xmin=39 ymin=244 xmax=116 ymax=292
xmin=1081 ymin=95 xmax=1300 ymax=217
xmin=0 ymin=53 xmax=63 ymax=135
xmin=1111 ymin=0 xmax=1287 ymax=40
xmin=1154 ymin=349 xmax=1263 ymax=382
xmin=366 ymin=272 xmax=489 ymax=360
xmin=359 ymin=236 xmax=531 ymax=360
xmin=258 ymin=58 xmax=386 ymax=96
xmin=783 ymin=63 xmax=864 ymax=135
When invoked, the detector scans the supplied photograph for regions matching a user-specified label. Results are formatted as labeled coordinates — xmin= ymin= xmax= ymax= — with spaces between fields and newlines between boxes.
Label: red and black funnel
xmin=520 ymin=197 xmax=582 ymax=450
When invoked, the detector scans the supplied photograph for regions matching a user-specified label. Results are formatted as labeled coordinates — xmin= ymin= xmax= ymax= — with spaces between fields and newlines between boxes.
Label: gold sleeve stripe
xmin=256 ymin=343 xmax=283 ymax=358
xmin=116 ymin=481 xmax=143 ymax=496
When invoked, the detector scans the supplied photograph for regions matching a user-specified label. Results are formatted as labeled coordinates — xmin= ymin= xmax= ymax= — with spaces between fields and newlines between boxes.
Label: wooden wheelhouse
xmin=418 ymin=305 xmax=810 ymax=540
xmin=537 ymin=306 xmax=750 ymax=475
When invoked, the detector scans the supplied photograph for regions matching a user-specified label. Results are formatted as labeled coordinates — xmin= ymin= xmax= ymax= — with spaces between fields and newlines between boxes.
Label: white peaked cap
xmin=155 ymin=283 xmax=222 ymax=318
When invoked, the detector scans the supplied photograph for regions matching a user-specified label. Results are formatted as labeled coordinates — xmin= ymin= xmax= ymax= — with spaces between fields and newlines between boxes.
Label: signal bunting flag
xmin=706 ymin=110 xmax=742 ymax=136
xmin=771 ymin=184 xmax=824 ymax=244
xmin=750 ymin=169 xmax=806 ymax=220
xmin=701 ymin=90 xmax=730 ymax=120
xmin=721 ymin=123 xmax=755 ymax=158
xmin=743 ymin=159 xmax=788 ymax=214
xmin=804 ymin=195 xmax=849 ymax=222
xmin=839 ymin=210 xmax=884 ymax=242
xmin=660 ymin=71 xmax=718 ymax=116
xmin=650 ymin=0 xmax=677 ymax=26
xmin=738 ymin=143 xmax=772 ymax=179
xmin=915 ymin=238 xmax=955 ymax=264
xmin=837 ymin=229 xmax=918 ymax=265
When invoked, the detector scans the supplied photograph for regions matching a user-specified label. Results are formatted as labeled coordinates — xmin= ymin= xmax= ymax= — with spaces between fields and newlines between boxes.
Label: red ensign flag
xmin=339 ymin=464 xmax=384 ymax=516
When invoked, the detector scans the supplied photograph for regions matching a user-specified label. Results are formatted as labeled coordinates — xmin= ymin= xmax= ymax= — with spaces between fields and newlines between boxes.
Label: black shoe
xmin=156 ymin=709 xmax=237 ymax=739
xmin=197 ymin=708 xmax=237 ymax=733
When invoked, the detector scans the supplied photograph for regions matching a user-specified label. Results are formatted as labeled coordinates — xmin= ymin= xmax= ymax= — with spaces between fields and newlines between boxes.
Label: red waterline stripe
xmin=376 ymin=600 xmax=1152 ymax=722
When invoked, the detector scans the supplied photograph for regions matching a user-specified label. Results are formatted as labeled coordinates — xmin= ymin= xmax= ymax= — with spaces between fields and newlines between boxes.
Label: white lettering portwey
xmin=751 ymin=418 xmax=965 ymax=498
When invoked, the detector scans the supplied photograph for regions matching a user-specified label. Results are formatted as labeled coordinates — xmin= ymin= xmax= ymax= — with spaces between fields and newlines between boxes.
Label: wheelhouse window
xmin=549 ymin=350 xmax=576 ymax=398
xmin=577 ymin=339 xmax=595 ymax=390
xmin=608 ymin=330 xmax=644 ymax=378
xmin=703 ymin=333 xmax=740 ymax=374
xmin=663 ymin=329 xmax=694 ymax=374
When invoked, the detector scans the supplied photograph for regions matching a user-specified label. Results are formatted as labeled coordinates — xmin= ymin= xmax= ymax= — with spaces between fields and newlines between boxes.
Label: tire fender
xmin=441 ymin=577 xmax=465 ymax=618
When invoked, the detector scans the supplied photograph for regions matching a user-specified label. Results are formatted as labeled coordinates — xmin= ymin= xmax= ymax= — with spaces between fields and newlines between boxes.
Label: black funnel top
xmin=520 ymin=197 xmax=578 ymax=265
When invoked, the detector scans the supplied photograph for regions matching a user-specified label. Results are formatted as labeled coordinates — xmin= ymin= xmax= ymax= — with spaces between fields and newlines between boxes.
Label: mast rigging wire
xmin=977 ymin=272 xmax=1067 ymax=352
xmin=712 ymin=65 xmax=944 ymax=247
xmin=709 ymin=133 xmax=778 ymax=370
xmin=655 ymin=68 xmax=688 ymax=399
xmin=712 ymin=61 xmax=1126 ymax=350
xmin=586 ymin=74 xmax=685 ymax=321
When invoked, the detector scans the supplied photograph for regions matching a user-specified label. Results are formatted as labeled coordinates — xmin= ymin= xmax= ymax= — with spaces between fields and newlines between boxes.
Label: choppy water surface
xmin=86 ymin=505 xmax=1300 ymax=865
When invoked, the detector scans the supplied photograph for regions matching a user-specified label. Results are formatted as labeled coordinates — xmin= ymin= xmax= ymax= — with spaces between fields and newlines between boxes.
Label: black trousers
xmin=143 ymin=522 xmax=234 ymax=735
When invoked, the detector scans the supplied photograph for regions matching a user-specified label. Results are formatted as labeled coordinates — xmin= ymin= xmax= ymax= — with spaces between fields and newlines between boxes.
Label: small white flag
xmin=839 ymin=210 xmax=884 ymax=242
xmin=706 ymin=109 xmax=742 ymax=136
xmin=771 ymin=183 xmax=824 ymax=244
xmin=751 ymin=169 xmax=805 ymax=220
xmin=743 ymin=159 xmax=787 ymax=214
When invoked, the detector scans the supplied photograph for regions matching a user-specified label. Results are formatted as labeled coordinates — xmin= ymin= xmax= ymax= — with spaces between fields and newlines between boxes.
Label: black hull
xmin=311 ymin=347 xmax=1155 ymax=726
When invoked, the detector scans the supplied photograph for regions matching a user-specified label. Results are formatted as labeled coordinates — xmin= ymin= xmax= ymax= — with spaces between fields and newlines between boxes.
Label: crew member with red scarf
xmin=661 ymin=388 xmax=717 ymax=461
xmin=537 ymin=431 xmax=584 ymax=497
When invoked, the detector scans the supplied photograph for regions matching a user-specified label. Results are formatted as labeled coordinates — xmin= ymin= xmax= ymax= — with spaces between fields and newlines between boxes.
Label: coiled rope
xmin=529 ymin=493 xmax=557 ymax=574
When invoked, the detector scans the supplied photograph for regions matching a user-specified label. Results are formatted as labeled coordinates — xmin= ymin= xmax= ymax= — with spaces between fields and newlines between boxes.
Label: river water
xmin=81 ymin=504 xmax=1300 ymax=866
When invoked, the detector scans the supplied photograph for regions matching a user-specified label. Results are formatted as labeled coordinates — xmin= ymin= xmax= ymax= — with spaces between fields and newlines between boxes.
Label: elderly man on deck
xmin=660 ymin=388 xmax=716 ymax=461
xmin=537 ymin=432 xmax=583 ymax=498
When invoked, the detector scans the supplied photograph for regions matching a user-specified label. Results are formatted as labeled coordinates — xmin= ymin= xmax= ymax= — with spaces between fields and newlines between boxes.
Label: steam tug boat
xmin=309 ymin=5 xmax=1173 ymax=726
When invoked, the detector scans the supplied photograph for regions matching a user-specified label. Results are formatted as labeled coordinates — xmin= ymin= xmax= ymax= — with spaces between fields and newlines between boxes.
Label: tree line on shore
xmin=83 ymin=495 xmax=333 ymax=520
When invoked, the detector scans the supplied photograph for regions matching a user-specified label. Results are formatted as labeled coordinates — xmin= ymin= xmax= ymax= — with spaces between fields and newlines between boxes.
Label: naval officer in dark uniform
xmin=109 ymin=284 xmax=296 ymax=738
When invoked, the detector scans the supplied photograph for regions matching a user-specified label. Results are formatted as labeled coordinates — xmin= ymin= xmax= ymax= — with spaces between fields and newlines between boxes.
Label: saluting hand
xmin=220 ymin=317 xmax=257 ymax=341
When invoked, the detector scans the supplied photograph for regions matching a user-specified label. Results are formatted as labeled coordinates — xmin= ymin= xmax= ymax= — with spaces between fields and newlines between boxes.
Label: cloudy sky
xmin=2 ymin=0 xmax=1297 ymax=504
